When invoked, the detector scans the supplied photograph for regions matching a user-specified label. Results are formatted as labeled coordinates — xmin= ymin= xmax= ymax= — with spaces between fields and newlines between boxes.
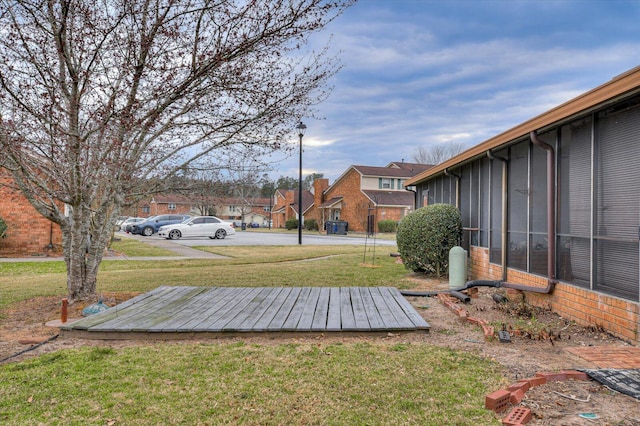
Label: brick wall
xmin=0 ymin=172 xmax=63 ymax=256
xmin=134 ymin=202 xmax=192 ymax=217
xmin=308 ymin=178 xmax=329 ymax=225
xmin=468 ymin=245 xmax=640 ymax=345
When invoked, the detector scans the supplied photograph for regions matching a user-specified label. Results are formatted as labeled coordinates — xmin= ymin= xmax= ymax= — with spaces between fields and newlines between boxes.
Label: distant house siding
xmin=322 ymin=169 xmax=368 ymax=231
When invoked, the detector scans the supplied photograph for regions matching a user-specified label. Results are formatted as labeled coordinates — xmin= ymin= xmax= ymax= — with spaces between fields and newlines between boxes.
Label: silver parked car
xmin=157 ymin=216 xmax=236 ymax=240
xmin=117 ymin=217 xmax=145 ymax=232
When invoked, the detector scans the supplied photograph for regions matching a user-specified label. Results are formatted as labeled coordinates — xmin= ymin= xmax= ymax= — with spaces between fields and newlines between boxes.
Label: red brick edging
xmin=436 ymin=293 xmax=495 ymax=339
xmin=485 ymin=370 xmax=590 ymax=424
xmin=433 ymin=292 xmax=592 ymax=424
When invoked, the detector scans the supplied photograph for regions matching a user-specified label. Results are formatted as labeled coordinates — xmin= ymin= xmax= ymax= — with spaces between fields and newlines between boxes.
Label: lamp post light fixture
xmin=296 ymin=121 xmax=307 ymax=245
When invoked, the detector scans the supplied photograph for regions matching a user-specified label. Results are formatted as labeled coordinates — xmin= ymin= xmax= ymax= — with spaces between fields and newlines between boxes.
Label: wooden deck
xmin=60 ymin=286 xmax=430 ymax=339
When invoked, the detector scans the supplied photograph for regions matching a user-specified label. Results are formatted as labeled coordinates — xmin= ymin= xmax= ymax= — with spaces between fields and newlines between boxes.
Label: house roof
xmin=405 ymin=65 xmax=640 ymax=186
xmin=352 ymin=164 xmax=431 ymax=178
xmin=319 ymin=196 xmax=343 ymax=208
xmin=325 ymin=162 xmax=432 ymax=196
xmin=386 ymin=161 xmax=434 ymax=173
xmin=362 ymin=190 xmax=414 ymax=207
xmin=290 ymin=190 xmax=314 ymax=215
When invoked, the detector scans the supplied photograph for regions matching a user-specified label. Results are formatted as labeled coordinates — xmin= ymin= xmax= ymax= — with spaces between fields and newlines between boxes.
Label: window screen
xmin=594 ymin=106 xmax=640 ymax=300
xmin=529 ymin=130 xmax=553 ymax=275
xmin=490 ymin=150 xmax=506 ymax=264
xmin=479 ymin=157 xmax=490 ymax=247
xmin=442 ymin=175 xmax=451 ymax=205
xmin=557 ymin=118 xmax=592 ymax=288
xmin=508 ymin=142 xmax=528 ymax=270
xmin=459 ymin=165 xmax=471 ymax=250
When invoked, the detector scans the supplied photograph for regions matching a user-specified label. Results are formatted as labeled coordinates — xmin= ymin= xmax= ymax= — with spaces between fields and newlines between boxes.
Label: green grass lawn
xmin=0 ymin=243 xmax=505 ymax=425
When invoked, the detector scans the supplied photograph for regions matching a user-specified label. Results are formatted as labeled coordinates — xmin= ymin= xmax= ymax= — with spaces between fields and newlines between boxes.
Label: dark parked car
xmin=130 ymin=214 xmax=190 ymax=236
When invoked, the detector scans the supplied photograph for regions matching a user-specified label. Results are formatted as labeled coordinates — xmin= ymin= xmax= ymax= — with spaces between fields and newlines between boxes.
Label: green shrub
xmin=285 ymin=218 xmax=298 ymax=230
xmin=0 ymin=217 xmax=7 ymax=239
xmin=304 ymin=219 xmax=319 ymax=231
xmin=377 ymin=219 xmax=397 ymax=233
xmin=396 ymin=204 xmax=462 ymax=276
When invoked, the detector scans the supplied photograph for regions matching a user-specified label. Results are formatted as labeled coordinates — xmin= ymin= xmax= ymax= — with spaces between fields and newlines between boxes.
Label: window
xmin=168 ymin=203 xmax=176 ymax=210
xmin=380 ymin=178 xmax=392 ymax=189
xmin=263 ymin=206 xmax=271 ymax=212
xmin=142 ymin=206 xmax=150 ymax=214
xmin=229 ymin=205 xmax=237 ymax=212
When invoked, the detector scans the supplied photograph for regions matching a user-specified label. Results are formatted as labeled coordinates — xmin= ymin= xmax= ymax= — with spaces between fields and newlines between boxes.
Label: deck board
xmin=60 ymin=286 xmax=430 ymax=339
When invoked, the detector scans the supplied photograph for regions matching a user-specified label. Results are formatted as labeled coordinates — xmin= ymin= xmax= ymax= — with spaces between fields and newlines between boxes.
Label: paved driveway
xmin=123 ymin=230 xmax=396 ymax=247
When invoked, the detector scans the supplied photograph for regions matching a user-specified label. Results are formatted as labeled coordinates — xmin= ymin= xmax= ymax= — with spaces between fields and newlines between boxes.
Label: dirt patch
xmin=1 ymin=283 xmax=639 ymax=425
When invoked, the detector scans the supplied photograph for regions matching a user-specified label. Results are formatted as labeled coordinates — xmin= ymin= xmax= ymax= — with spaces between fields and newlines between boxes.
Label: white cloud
xmin=271 ymin=1 xmax=640 ymax=182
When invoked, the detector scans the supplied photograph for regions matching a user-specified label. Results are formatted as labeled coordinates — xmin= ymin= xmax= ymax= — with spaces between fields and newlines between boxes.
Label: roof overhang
xmin=320 ymin=196 xmax=343 ymax=209
xmin=405 ymin=66 xmax=640 ymax=186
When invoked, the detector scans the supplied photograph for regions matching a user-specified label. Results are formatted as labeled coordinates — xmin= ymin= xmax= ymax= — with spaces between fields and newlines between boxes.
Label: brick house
xmin=314 ymin=162 xmax=433 ymax=233
xmin=0 ymin=170 xmax=63 ymax=256
xmin=214 ymin=197 xmax=272 ymax=226
xmin=272 ymin=188 xmax=315 ymax=229
xmin=405 ymin=66 xmax=640 ymax=344
xmin=132 ymin=194 xmax=273 ymax=226
xmin=131 ymin=194 xmax=193 ymax=218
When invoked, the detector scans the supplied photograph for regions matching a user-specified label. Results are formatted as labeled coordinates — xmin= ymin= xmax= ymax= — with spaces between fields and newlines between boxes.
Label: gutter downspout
xmin=486 ymin=150 xmax=508 ymax=281
xmin=530 ymin=130 xmax=558 ymax=291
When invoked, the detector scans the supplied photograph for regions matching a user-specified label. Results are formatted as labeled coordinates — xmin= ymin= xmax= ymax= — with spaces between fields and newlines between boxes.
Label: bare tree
xmin=0 ymin=0 xmax=353 ymax=301
xmin=224 ymin=155 xmax=264 ymax=224
xmin=412 ymin=142 xmax=469 ymax=165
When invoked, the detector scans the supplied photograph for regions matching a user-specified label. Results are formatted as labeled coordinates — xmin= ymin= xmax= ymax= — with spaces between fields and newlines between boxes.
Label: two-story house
xmin=315 ymin=162 xmax=433 ymax=233
xmin=272 ymin=189 xmax=315 ymax=229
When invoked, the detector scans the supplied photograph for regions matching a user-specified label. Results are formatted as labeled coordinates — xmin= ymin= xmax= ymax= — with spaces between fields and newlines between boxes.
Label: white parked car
xmin=117 ymin=217 xmax=145 ymax=232
xmin=157 ymin=216 xmax=236 ymax=240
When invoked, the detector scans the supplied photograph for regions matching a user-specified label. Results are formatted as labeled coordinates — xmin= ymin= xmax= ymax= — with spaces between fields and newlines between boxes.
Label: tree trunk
xmin=62 ymin=202 xmax=114 ymax=302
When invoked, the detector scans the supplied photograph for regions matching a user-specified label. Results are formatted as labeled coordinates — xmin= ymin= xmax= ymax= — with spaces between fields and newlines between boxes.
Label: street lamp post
xmin=296 ymin=121 xmax=306 ymax=245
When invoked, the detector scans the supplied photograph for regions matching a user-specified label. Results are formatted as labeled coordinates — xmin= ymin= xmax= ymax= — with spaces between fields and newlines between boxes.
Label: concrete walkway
xmin=0 ymin=233 xmax=226 ymax=262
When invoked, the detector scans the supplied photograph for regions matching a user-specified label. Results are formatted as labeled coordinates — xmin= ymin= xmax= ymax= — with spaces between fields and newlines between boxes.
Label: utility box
xmin=449 ymin=246 xmax=467 ymax=289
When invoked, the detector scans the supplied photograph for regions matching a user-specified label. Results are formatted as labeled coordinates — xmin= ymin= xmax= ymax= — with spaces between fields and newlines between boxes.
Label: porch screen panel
xmin=508 ymin=142 xmax=528 ymax=270
xmin=459 ymin=165 xmax=471 ymax=250
xmin=433 ymin=177 xmax=442 ymax=204
xmin=470 ymin=161 xmax=480 ymax=246
xmin=557 ymin=119 xmax=591 ymax=288
xmin=442 ymin=175 xmax=452 ymax=205
xmin=594 ymin=106 xmax=640 ymax=301
xmin=479 ymin=157 xmax=490 ymax=247
xmin=530 ymin=131 xmax=552 ymax=275
xmin=490 ymin=149 xmax=506 ymax=264
xmin=417 ymin=185 xmax=427 ymax=208
xmin=427 ymin=180 xmax=436 ymax=206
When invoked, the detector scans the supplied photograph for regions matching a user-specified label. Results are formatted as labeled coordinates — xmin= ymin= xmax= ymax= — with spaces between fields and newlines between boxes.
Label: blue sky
xmin=271 ymin=0 xmax=640 ymax=182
